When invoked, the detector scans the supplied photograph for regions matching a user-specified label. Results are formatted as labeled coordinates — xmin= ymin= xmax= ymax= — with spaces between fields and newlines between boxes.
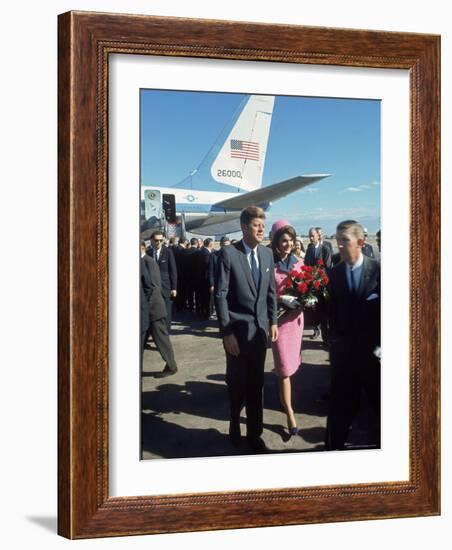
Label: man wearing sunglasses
xmin=147 ymin=230 xmax=178 ymax=333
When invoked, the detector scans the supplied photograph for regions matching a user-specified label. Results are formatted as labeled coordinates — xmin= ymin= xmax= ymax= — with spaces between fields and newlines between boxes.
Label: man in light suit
xmin=215 ymin=206 xmax=278 ymax=453
xmin=146 ymin=230 xmax=177 ymax=332
xmin=325 ymin=220 xmax=381 ymax=450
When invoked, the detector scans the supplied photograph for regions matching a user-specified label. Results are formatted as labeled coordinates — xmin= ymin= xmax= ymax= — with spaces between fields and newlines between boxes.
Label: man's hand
xmin=270 ymin=324 xmax=278 ymax=342
xmin=223 ymin=333 xmax=240 ymax=357
xmin=170 ymin=290 xmax=177 ymax=299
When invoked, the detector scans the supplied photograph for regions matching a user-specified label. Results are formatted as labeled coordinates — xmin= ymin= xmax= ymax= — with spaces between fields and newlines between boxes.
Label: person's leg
xmin=150 ymin=318 xmax=177 ymax=372
xmin=244 ymin=338 xmax=267 ymax=442
xmin=278 ymin=376 xmax=297 ymax=431
xmin=325 ymin=353 xmax=360 ymax=450
xmin=361 ymin=355 xmax=381 ymax=448
xmin=226 ymin=353 xmax=246 ymax=444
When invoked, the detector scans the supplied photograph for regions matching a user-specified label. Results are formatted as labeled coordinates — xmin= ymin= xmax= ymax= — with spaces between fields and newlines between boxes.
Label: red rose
xmin=317 ymin=269 xmax=325 ymax=277
xmin=285 ymin=278 xmax=293 ymax=288
xmin=313 ymin=280 xmax=321 ymax=290
xmin=317 ymin=259 xmax=324 ymax=267
xmin=298 ymin=282 xmax=308 ymax=294
xmin=323 ymin=275 xmax=329 ymax=285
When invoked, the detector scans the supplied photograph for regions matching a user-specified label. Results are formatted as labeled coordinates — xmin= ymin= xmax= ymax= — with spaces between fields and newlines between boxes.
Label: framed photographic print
xmin=58 ymin=11 xmax=440 ymax=538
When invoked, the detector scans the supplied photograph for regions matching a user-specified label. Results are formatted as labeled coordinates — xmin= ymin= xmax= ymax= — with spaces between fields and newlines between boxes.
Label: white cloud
xmin=371 ymin=181 xmax=380 ymax=186
xmin=359 ymin=184 xmax=372 ymax=190
xmin=287 ymin=206 xmax=380 ymax=223
xmin=344 ymin=186 xmax=363 ymax=192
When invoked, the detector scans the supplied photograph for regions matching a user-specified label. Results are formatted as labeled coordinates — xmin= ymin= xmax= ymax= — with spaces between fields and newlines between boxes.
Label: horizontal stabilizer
xmin=212 ymin=174 xmax=331 ymax=210
xmin=184 ymin=212 xmax=242 ymax=235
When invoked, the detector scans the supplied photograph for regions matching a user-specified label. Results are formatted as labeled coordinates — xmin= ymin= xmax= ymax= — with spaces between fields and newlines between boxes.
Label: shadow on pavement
xmin=263 ymin=362 xmax=331 ymax=419
xmin=142 ymin=380 xmax=230 ymax=422
xmin=141 ymin=413 xmax=242 ymax=458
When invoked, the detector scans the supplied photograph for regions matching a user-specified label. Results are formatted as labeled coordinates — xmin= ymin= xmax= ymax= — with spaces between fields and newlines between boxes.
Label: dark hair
xmin=204 ymin=238 xmax=213 ymax=247
xmin=190 ymin=237 xmax=198 ymax=246
xmin=140 ymin=240 xmax=146 ymax=247
xmin=151 ymin=230 xmax=164 ymax=240
xmin=336 ymin=219 xmax=364 ymax=239
xmin=179 ymin=237 xmax=188 ymax=245
xmin=271 ymin=225 xmax=297 ymax=259
xmin=240 ymin=205 xmax=265 ymax=226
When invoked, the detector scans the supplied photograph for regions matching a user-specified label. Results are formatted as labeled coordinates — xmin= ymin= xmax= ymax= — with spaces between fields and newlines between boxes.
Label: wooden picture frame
xmin=58 ymin=11 xmax=440 ymax=538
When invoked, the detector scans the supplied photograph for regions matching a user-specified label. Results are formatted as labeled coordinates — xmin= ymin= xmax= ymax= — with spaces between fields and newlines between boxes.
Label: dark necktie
xmin=349 ymin=266 xmax=356 ymax=295
xmin=250 ymin=249 xmax=260 ymax=288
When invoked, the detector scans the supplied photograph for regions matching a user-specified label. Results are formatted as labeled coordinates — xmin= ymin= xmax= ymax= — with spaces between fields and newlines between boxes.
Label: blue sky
xmin=140 ymin=90 xmax=380 ymax=235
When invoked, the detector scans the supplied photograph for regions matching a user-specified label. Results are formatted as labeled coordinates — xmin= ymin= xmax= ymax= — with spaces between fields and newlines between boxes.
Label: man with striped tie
xmin=215 ymin=206 xmax=278 ymax=453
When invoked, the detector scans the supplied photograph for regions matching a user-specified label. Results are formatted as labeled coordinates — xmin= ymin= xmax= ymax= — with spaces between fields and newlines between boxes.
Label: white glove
xmin=280 ymin=295 xmax=301 ymax=309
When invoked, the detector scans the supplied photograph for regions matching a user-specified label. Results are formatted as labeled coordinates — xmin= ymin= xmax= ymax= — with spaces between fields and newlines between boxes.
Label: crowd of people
xmin=140 ymin=205 xmax=381 ymax=454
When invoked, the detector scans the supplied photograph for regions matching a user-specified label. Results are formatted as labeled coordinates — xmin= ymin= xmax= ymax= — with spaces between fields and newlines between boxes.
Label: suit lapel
xmin=256 ymin=246 xmax=267 ymax=295
xmin=357 ymin=255 xmax=371 ymax=298
xmin=237 ymin=241 xmax=257 ymax=297
xmin=337 ymin=262 xmax=349 ymax=299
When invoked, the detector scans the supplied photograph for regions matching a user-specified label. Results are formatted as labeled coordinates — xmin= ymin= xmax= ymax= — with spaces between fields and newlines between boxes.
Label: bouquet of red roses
xmin=278 ymin=259 xmax=329 ymax=317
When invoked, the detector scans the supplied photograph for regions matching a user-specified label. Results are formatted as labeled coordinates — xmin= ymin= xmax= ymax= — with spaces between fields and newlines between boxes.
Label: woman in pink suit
xmin=270 ymin=220 xmax=304 ymax=436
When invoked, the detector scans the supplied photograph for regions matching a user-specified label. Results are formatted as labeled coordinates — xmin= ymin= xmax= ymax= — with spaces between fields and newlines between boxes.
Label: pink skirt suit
xmin=271 ymin=255 xmax=304 ymax=378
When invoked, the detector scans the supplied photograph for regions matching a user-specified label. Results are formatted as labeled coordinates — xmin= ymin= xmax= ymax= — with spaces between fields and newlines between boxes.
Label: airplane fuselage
xmin=141 ymin=185 xmax=244 ymax=214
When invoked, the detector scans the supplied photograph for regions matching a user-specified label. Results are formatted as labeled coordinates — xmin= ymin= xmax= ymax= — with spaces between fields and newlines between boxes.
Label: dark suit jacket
xmin=208 ymin=250 xmax=219 ymax=287
xmin=214 ymin=240 xmax=278 ymax=349
xmin=199 ymin=247 xmax=213 ymax=284
xmin=140 ymin=258 xmax=152 ymax=333
xmin=304 ymin=243 xmax=332 ymax=268
xmin=328 ymin=255 xmax=380 ymax=359
xmin=146 ymin=246 xmax=177 ymax=298
xmin=142 ymin=254 xmax=167 ymax=322
xmin=362 ymin=242 xmax=375 ymax=259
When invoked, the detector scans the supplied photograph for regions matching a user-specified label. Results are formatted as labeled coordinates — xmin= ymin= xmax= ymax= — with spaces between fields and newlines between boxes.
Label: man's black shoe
xmin=247 ymin=437 xmax=268 ymax=453
xmin=311 ymin=327 xmax=321 ymax=339
xmin=229 ymin=421 xmax=242 ymax=446
xmin=154 ymin=365 xmax=178 ymax=378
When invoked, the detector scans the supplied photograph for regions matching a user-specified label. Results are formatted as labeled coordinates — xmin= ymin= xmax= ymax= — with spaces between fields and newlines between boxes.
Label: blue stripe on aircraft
xmin=178 ymin=203 xmax=241 ymax=214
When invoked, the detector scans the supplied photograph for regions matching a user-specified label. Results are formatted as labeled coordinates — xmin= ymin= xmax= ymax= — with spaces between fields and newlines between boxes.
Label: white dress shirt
xmin=242 ymin=239 xmax=260 ymax=270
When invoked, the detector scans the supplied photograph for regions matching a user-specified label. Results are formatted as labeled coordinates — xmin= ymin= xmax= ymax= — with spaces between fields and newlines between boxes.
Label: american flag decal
xmin=230 ymin=139 xmax=260 ymax=161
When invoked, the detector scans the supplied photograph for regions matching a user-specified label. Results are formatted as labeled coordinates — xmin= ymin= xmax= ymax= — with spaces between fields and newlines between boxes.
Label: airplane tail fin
xmin=210 ymin=95 xmax=274 ymax=192
xmin=174 ymin=95 xmax=275 ymax=193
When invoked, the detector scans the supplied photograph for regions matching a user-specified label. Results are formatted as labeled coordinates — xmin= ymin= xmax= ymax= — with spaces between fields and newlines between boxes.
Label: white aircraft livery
xmin=141 ymin=94 xmax=331 ymax=237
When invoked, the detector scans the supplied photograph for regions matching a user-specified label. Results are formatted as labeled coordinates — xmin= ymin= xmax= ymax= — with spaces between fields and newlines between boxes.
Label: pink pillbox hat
xmin=271 ymin=219 xmax=292 ymax=236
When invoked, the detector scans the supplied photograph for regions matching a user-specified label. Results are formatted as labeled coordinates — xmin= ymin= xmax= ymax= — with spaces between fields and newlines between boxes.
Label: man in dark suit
xmin=305 ymin=227 xmax=333 ymax=268
xmin=140 ymin=258 xmax=152 ymax=356
xmin=362 ymin=227 xmax=376 ymax=259
xmin=215 ymin=206 xmax=278 ymax=453
xmin=184 ymin=237 xmax=201 ymax=311
xmin=316 ymin=226 xmax=333 ymax=258
xmin=305 ymin=227 xmax=332 ymax=343
xmin=198 ymin=238 xmax=215 ymax=319
xmin=325 ymin=220 xmax=381 ymax=450
xmin=146 ymin=230 xmax=177 ymax=332
xmin=141 ymin=242 xmax=178 ymax=378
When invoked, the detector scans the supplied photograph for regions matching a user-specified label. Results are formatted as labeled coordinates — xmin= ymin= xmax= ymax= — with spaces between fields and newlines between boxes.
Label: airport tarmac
xmin=141 ymin=306 xmax=378 ymax=460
